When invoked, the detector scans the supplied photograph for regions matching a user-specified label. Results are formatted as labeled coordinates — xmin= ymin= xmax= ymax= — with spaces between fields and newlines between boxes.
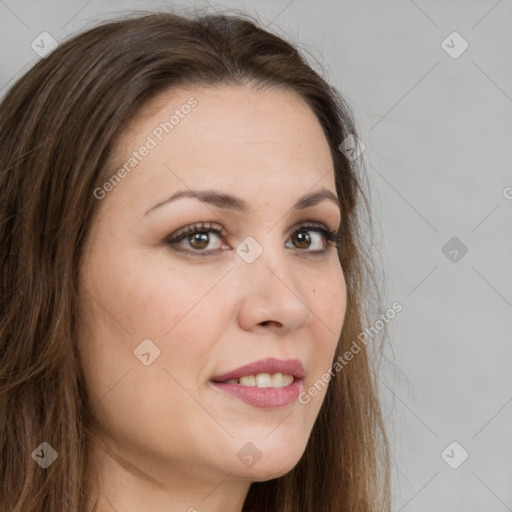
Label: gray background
xmin=1 ymin=0 xmax=511 ymax=510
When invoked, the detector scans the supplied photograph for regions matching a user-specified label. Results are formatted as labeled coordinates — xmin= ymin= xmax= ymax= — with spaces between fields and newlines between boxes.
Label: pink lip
xmin=210 ymin=358 xmax=305 ymax=410
xmin=211 ymin=357 xmax=305 ymax=382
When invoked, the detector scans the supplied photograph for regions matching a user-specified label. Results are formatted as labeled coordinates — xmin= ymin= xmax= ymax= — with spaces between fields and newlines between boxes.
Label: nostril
xmin=260 ymin=320 xmax=281 ymax=327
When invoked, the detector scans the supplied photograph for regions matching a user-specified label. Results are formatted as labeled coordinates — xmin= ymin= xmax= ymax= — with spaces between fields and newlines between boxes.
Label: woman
xmin=0 ymin=8 xmax=391 ymax=511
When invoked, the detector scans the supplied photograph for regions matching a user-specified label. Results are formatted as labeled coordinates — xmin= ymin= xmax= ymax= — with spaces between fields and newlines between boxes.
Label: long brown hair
xmin=0 ymin=7 xmax=391 ymax=511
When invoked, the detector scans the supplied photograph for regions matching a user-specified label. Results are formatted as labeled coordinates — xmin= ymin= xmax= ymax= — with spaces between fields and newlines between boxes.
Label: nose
xmin=235 ymin=237 xmax=314 ymax=333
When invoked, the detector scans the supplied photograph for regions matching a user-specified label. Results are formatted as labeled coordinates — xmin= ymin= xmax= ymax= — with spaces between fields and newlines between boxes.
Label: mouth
xmin=209 ymin=358 xmax=305 ymax=409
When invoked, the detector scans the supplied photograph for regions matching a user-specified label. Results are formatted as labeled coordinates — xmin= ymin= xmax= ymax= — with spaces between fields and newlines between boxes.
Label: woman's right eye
xmin=165 ymin=222 xmax=230 ymax=255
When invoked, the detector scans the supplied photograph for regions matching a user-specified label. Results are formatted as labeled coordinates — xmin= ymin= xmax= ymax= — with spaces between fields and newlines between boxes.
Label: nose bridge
xmin=238 ymin=230 xmax=296 ymax=289
xmin=234 ymin=230 xmax=313 ymax=329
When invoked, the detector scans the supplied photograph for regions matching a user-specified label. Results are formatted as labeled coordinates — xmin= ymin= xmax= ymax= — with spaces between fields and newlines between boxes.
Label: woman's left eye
xmin=165 ymin=221 xmax=342 ymax=256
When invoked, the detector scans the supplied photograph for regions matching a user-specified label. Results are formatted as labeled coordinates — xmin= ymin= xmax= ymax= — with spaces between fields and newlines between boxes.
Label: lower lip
xmin=210 ymin=379 xmax=303 ymax=409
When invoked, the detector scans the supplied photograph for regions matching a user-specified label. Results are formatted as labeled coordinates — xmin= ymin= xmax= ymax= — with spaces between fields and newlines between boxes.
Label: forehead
xmin=117 ymin=83 xmax=332 ymax=163
xmin=104 ymin=84 xmax=336 ymax=215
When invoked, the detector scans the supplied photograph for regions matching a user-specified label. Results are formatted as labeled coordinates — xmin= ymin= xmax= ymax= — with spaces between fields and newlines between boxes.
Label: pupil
xmin=190 ymin=232 xmax=208 ymax=249
xmin=295 ymin=231 xmax=310 ymax=248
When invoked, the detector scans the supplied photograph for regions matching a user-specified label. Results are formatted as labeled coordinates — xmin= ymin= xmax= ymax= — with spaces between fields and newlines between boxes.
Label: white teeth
xmin=271 ymin=373 xmax=284 ymax=387
xmin=224 ymin=373 xmax=294 ymax=388
xmin=280 ymin=374 xmax=294 ymax=386
xmin=239 ymin=375 xmax=256 ymax=386
xmin=256 ymin=373 xmax=272 ymax=388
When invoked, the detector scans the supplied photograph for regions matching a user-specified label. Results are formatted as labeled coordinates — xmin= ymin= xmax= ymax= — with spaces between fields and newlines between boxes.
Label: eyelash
xmin=165 ymin=221 xmax=343 ymax=256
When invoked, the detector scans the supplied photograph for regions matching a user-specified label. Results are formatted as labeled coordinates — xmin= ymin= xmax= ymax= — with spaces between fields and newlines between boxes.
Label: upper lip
xmin=211 ymin=357 xmax=305 ymax=382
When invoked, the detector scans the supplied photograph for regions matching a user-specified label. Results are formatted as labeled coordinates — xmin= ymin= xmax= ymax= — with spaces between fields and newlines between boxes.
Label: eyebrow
xmin=145 ymin=188 xmax=342 ymax=216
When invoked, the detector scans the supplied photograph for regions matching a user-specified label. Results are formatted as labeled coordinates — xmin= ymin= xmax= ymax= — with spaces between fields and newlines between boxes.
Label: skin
xmin=77 ymin=83 xmax=347 ymax=512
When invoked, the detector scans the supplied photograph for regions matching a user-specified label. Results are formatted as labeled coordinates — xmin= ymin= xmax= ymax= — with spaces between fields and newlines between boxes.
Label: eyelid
xmin=167 ymin=221 xmax=225 ymax=240
xmin=168 ymin=218 xmax=339 ymax=239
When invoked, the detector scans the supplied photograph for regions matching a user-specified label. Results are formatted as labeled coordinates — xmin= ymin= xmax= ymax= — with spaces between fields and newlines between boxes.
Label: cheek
xmin=76 ymin=255 xmax=235 ymax=452
xmin=82 ymin=250 xmax=235 ymax=385
xmin=130 ymin=264 xmax=232 ymax=343
xmin=304 ymin=268 xmax=346 ymax=402
xmin=313 ymin=265 xmax=347 ymax=341
xmin=84 ymin=242 xmax=229 ymax=337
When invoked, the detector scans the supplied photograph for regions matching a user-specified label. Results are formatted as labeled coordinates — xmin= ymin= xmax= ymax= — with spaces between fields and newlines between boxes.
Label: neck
xmin=84 ymin=434 xmax=251 ymax=512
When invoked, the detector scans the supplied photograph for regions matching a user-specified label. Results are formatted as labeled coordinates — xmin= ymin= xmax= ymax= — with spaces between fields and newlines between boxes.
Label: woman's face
xmin=77 ymin=84 xmax=347 ymax=496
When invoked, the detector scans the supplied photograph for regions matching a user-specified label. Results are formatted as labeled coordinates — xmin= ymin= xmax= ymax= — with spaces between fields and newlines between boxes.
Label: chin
xmin=239 ymin=463 xmax=299 ymax=483
xmin=231 ymin=448 xmax=305 ymax=482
